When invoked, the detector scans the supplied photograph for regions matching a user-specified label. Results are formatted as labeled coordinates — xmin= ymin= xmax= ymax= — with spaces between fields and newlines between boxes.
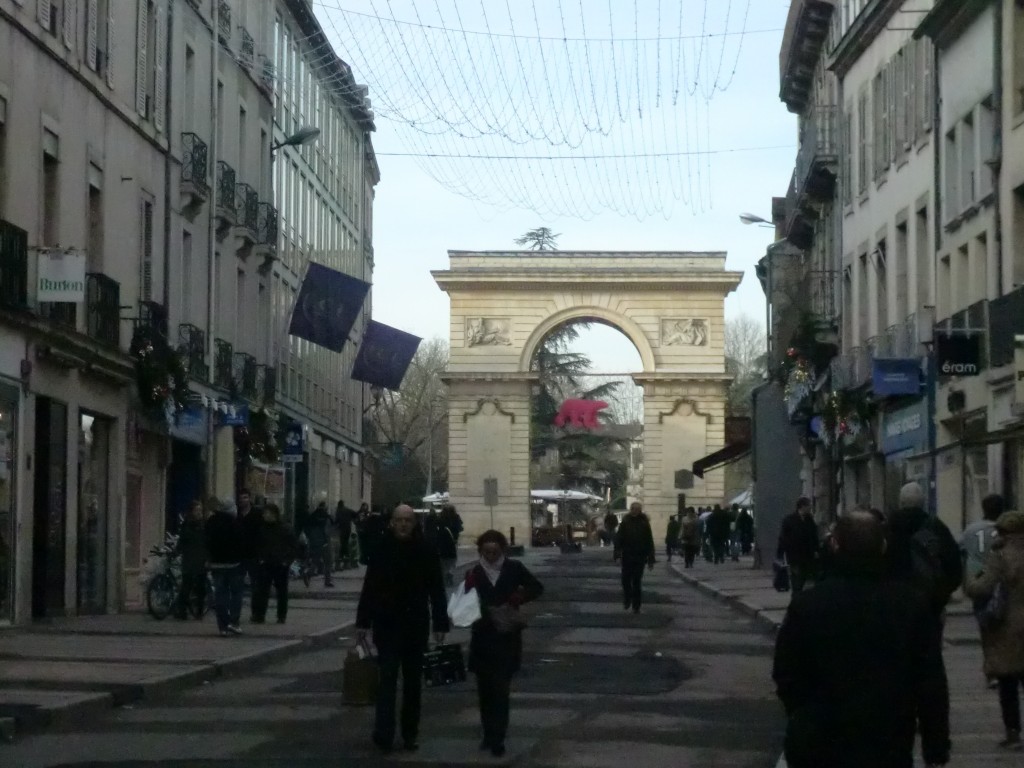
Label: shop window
xmin=42 ymin=131 xmax=60 ymax=246
xmin=77 ymin=412 xmax=111 ymax=614
xmin=915 ymin=205 xmax=930 ymax=310
xmin=87 ymin=170 xmax=103 ymax=272
xmin=0 ymin=95 xmax=7 ymax=218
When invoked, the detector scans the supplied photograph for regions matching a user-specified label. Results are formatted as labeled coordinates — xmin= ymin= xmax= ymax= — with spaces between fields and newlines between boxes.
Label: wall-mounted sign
xmin=282 ymin=421 xmax=304 ymax=463
xmin=217 ymin=403 xmax=249 ymax=427
xmin=880 ymin=399 xmax=928 ymax=456
xmin=37 ymin=249 xmax=86 ymax=302
xmin=1015 ymin=335 xmax=1024 ymax=407
xmin=935 ymin=332 xmax=981 ymax=377
xmin=872 ymin=358 xmax=922 ymax=396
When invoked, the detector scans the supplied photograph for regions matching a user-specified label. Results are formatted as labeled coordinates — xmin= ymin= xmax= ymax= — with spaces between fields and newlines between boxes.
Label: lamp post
xmin=270 ymin=126 xmax=321 ymax=158
xmin=739 ymin=212 xmax=775 ymax=229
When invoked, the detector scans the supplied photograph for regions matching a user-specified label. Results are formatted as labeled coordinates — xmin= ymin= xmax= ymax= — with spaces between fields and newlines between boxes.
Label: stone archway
xmin=432 ymin=251 xmax=742 ymax=541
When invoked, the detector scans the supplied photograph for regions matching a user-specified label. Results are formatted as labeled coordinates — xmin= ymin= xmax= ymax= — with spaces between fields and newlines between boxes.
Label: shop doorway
xmin=0 ymin=382 xmax=18 ymax=623
xmin=77 ymin=412 xmax=111 ymax=614
xmin=32 ymin=397 xmax=68 ymax=618
xmin=166 ymin=441 xmax=204 ymax=534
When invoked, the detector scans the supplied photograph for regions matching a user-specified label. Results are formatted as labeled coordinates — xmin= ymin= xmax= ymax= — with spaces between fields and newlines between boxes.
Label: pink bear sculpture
xmin=553 ymin=399 xmax=609 ymax=430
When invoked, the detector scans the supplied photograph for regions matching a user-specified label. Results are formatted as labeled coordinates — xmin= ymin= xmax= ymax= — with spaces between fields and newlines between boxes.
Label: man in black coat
xmin=614 ymin=502 xmax=655 ymax=613
xmin=776 ymin=497 xmax=820 ymax=592
xmin=356 ymin=504 xmax=450 ymax=753
xmin=335 ymin=501 xmax=356 ymax=570
xmin=206 ymin=498 xmax=245 ymax=636
xmin=773 ymin=511 xmax=950 ymax=768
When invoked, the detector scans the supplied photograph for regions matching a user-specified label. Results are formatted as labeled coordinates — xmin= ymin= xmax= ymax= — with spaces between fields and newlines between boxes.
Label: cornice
xmin=828 ymin=0 xmax=903 ymax=78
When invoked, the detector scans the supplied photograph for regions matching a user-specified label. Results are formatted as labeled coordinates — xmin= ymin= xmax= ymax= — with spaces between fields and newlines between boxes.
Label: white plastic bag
xmin=447 ymin=583 xmax=482 ymax=627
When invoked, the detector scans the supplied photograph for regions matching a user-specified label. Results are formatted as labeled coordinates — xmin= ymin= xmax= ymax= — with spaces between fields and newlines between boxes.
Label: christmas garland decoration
xmin=818 ymin=389 xmax=875 ymax=447
xmin=235 ymin=408 xmax=281 ymax=464
xmin=783 ymin=348 xmax=815 ymax=417
xmin=129 ymin=324 xmax=190 ymax=418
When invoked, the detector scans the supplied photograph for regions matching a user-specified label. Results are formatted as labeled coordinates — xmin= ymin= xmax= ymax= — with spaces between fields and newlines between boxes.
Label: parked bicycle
xmin=141 ymin=532 xmax=213 ymax=620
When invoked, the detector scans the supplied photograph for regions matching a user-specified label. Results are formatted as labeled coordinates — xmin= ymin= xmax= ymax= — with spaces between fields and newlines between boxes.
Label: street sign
xmin=674 ymin=469 xmax=694 ymax=489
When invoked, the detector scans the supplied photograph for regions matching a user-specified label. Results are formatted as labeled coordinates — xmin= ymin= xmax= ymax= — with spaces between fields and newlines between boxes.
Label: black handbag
xmin=422 ymin=643 xmax=466 ymax=687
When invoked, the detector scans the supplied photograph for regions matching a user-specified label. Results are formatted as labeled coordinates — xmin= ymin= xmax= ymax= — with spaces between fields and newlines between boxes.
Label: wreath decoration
xmin=235 ymin=408 xmax=281 ymax=464
xmin=129 ymin=324 xmax=190 ymax=418
xmin=783 ymin=348 xmax=815 ymax=417
xmin=818 ymin=389 xmax=875 ymax=447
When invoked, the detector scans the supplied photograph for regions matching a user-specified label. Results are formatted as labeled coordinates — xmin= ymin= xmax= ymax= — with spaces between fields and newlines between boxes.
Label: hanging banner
xmin=37 ymin=248 xmax=86 ymax=302
xmin=872 ymin=358 xmax=921 ymax=396
xmin=351 ymin=320 xmax=422 ymax=390
xmin=287 ymin=262 xmax=370 ymax=353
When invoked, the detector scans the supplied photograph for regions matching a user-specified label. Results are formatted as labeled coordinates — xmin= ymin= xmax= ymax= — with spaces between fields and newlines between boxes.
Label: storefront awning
xmin=692 ymin=442 xmax=751 ymax=478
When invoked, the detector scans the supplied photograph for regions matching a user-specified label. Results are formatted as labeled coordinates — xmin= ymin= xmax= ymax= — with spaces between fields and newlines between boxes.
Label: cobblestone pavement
xmin=1 ymin=549 xmax=784 ymax=767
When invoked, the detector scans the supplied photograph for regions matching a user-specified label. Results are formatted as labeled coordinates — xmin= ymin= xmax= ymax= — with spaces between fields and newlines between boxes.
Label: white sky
xmin=314 ymin=1 xmax=796 ymax=371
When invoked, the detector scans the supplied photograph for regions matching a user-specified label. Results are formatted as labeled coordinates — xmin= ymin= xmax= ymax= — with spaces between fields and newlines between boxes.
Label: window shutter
xmin=86 ymin=0 xmax=97 ymax=68
xmin=63 ymin=0 xmax=76 ymax=49
xmin=153 ymin=2 xmax=167 ymax=132
xmin=38 ymin=0 xmax=51 ymax=31
xmin=105 ymin=3 xmax=115 ymax=87
xmin=141 ymin=201 xmax=154 ymax=302
xmin=135 ymin=0 xmax=148 ymax=117
xmin=922 ymin=40 xmax=933 ymax=132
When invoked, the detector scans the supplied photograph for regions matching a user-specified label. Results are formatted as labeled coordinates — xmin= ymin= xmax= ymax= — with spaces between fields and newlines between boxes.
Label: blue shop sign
xmin=872 ymin=358 xmax=922 ymax=397
xmin=170 ymin=405 xmax=208 ymax=445
xmin=881 ymin=400 xmax=928 ymax=456
xmin=218 ymin=404 xmax=249 ymax=427
xmin=282 ymin=421 xmax=304 ymax=463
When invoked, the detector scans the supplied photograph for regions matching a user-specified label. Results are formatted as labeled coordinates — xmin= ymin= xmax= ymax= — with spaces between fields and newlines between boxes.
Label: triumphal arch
xmin=432 ymin=251 xmax=743 ymax=541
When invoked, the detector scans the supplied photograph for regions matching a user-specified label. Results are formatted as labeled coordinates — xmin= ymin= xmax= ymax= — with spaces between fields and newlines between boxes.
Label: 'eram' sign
xmin=37 ymin=249 xmax=86 ymax=302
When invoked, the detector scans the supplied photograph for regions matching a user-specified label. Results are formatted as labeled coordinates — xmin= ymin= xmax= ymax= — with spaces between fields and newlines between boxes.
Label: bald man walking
xmin=356 ymin=504 xmax=450 ymax=753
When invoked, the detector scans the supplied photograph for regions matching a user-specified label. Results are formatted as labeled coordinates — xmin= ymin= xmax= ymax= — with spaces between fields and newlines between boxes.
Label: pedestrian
xmin=206 ymin=497 xmax=245 ymax=636
xmin=736 ymin=506 xmax=754 ymax=554
xmin=335 ymin=500 xmax=356 ymax=570
xmin=174 ymin=499 xmax=208 ymax=620
xmin=962 ymin=493 xmax=1004 ymax=589
xmin=680 ymin=508 xmax=699 ymax=568
xmin=464 ymin=529 xmax=543 ymax=757
xmin=358 ymin=505 xmax=388 ymax=566
xmin=965 ymin=510 xmax=1024 ymax=750
xmin=664 ymin=513 xmax=681 ymax=562
xmin=355 ymin=504 xmax=449 ymax=754
xmin=601 ymin=509 xmax=619 ymax=547
xmin=439 ymin=504 xmax=464 ymax=545
xmin=436 ymin=508 xmax=460 ymax=587
xmin=305 ymin=494 xmax=335 ymax=587
xmin=773 ymin=510 xmax=950 ymax=768
xmin=237 ymin=488 xmax=262 ymax=601
xmin=887 ymin=482 xmax=962 ymax=618
xmin=707 ymin=504 xmax=731 ymax=564
xmin=251 ymin=503 xmax=298 ymax=625
xmin=776 ymin=497 xmax=819 ymax=592
xmin=614 ymin=501 xmax=655 ymax=613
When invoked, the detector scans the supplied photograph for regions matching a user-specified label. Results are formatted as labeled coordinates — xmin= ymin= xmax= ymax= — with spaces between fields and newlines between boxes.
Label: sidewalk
xmin=0 ymin=549 xmax=478 ymax=743
xmin=671 ymin=558 xmax=1015 ymax=768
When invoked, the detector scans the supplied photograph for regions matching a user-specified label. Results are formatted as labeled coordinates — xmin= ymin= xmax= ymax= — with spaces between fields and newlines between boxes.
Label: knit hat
xmin=898 ymin=482 xmax=925 ymax=510
xmin=995 ymin=511 xmax=1024 ymax=535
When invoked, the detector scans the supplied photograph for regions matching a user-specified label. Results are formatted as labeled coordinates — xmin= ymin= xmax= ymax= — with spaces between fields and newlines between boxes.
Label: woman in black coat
xmin=464 ymin=530 xmax=543 ymax=757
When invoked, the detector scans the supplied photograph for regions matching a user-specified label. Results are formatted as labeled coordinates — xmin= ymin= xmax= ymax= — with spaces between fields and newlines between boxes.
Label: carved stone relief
xmin=661 ymin=318 xmax=709 ymax=347
xmin=466 ymin=317 xmax=512 ymax=347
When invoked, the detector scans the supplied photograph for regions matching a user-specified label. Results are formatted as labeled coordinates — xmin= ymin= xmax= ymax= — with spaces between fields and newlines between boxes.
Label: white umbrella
xmin=422 ymin=492 xmax=450 ymax=505
xmin=728 ymin=489 xmax=753 ymax=507
xmin=530 ymin=489 xmax=603 ymax=502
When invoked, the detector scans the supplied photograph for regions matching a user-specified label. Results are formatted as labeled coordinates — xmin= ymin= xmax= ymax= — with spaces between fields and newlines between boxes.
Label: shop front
xmin=880 ymin=399 xmax=929 ymax=513
xmin=0 ymin=380 xmax=19 ymax=624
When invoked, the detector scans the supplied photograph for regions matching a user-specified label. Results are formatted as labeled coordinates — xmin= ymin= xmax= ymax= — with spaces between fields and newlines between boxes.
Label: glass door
xmin=0 ymin=383 xmax=18 ymax=623
xmin=77 ymin=412 xmax=110 ymax=614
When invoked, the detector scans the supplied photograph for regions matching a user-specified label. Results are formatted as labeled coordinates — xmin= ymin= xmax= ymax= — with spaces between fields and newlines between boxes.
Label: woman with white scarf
xmin=463 ymin=530 xmax=543 ymax=757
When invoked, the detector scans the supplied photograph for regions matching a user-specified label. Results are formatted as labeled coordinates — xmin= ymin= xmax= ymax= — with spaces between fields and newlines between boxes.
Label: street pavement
xmin=0 ymin=547 xmax=784 ymax=766
xmin=672 ymin=557 xmax=1015 ymax=768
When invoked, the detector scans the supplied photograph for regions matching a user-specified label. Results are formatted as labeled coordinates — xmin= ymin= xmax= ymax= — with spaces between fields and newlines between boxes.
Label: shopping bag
xmin=342 ymin=641 xmax=378 ymax=705
xmin=447 ymin=584 xmax=482 ymax=627
xmin=772 ymin=560 xmax=790 ymax=592
xmin=422 ymin=643 xmax=466 ymax=687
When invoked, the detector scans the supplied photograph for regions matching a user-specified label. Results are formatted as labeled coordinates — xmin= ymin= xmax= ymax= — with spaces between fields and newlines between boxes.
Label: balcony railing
xmin=38 ymin=300 xmax=77 ymax=328
xmin=0 ymin=219 xmax=28 ymax=310
xmin=217 ymin=0 xmax=231 ymax=44
xmin=139 ymin=300 xmax=168 ymax=339
xmin=809 ymin=269 xmax=837 ymax=323
xmin=258 ymin=56 xmax=275 ymax=94
xmin=794 ymin=105 xmax=839 ymax=203
xmin=233 ymin=352 xmax=257 ymax=399
xmin=989 ymin=286 xmax=1024 ymax=367
xmin=180 ymin=132 xmax=210 ymax=201
xmin=830 ymin=352 xmax=856 ymax=391
xmin=178 ymin=323 xmax=208 ymax=381
xmin=213 ymin=338 xmax=234 ymax=390
xmin=240 ymin=28 xmax=254 ymax=68
xmin=85 ymin=273 xmax=120 ymax=347
xmin=256 ymin=202 xmax=278 ymax=247
xmin=235 ymin=183 xmax=258 ymax=235
xmin=216 ymin=161 xmax=236 ymax=224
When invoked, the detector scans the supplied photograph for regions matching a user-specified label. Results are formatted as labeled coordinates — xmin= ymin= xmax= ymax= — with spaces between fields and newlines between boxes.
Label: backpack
xmin=909 ymin=522 xmax=964 ymax=610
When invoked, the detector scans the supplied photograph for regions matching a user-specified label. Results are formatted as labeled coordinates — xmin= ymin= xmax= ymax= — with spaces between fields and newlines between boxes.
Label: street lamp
xmin=270 ymin=126 xmax=321 ymax=154
xmin=739 ymin=212 xmax=775 ymax=228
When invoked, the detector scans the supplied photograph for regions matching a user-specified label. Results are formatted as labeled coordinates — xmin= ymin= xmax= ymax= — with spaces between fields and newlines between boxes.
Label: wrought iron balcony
xmin=0 ymin=219 xmax=29 ymax=310
xmin=234 ymin=182 xmax=258 ymax=240
xmin=139 ymin=300 xmax=168 ymax=339
xmin=180 ymin=132 xmax=210 ymax=205
xmin=233 ymin=352 xmax=257 ymax=399
xmin=214 ymin=338 xmax=234 ymax=390
xmin=830 ymin=352 xmax=856 ymax=391
xmin=178 ymin=323 xmax=208 ymax=381
xmin=215 ymin=161 xmax=236 ymax=227
xmin=217 ymin=0 xmax=231 ymax=45
xmin=38 ymin=300 xmax=77 ymax=328
xmin=794 ymin=105 xmax=839 ymax=203
xmin=989 ymin=286 xmax=1024 ymax=367
xmin=85 ymin=273 xmax=120 ymax=347
xmin=240 ymin=28 xmax=254 ymax=69
xmin=809 ymin=269 xmax=838 ymax=324
xmin=258 ymin=56 xmax=275 ymax=95
xmin=256 ymin=202 xmax=278 ymax=248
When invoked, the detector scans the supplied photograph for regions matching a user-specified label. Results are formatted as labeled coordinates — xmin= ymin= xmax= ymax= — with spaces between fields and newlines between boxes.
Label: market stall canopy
xmin=531 ymin=489 xmax=603 ymax=502
xmin=422 ymin=492 xmax=450 ymax=505
xmin=729 ymin=488 xmax=753 ymax=507
xmin=692 ymin=416 xmax=751 ymax=478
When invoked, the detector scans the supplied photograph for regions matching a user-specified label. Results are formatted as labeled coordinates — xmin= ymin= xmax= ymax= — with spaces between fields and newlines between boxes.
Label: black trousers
xmin=176 ymin=572 xmax=206 ymax=615
xmin=711 ymin=540 xmax=727 ymax=564
xmin=251 ymin=562 xmax=289 ymax=621
xmin=621 ymin=559 xmax=646 ymax=609
xmin=375 ymin=644 xmax=424 ymax=745
xmin=999 ymin=676 xmax=1024 ymax=732
xmin=683 ymin=544 xmax=698 ymax=568
xmin=476 ymin=669 xmax=512 ymax=747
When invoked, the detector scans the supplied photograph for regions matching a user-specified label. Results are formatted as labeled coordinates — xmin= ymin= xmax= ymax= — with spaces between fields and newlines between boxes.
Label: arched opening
xmin=528 ymin=319 xmax=644 ymax=546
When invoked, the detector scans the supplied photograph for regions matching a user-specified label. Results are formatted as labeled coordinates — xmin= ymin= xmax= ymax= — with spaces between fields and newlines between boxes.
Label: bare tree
xmin=725 ymin=315 xmax=767 ymax=376
xmin=515 ymin=227 xmax=560 ymax=251
xmin=723 ymin=315 xmax=766 ymax=501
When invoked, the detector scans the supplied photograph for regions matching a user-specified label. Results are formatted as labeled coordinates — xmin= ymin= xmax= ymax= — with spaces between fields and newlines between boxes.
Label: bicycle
xmin=142 ymin=533 xmax=213 ymax=620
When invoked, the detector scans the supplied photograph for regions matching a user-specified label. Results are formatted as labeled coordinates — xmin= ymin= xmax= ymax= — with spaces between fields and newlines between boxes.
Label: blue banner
xmin=170 ymin=405 xmax=208 ymax=445
xmin=288 ymin=263 xmax=370 ymax=353
xmin=881 ymin=399 xmax=928 ymax=455
xmin=351 ymin=320 xmax=422 ymax=390
xmin=218 ymin=403 xmax=249 ymax=427
xmin=282 ymin=421 xmax=304 ymax=463
xmin=872 ymin=358 xmax=921 ymax=397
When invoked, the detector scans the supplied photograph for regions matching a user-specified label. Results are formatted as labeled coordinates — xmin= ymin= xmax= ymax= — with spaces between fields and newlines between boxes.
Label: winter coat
xmin=466 ymin=559 xmax=543 ymax=677
xmin=773 ymin=563 xmax=950 ymax=768
xmin=603 ymin=512 xmax=619 ymax=533
xmin=335 ymin=503 xmax=355 ymax=535
xmin=305 ymin=504 xmax=332 ymax=549
xmin=355 ymin=533 xmax=450 ymax=651
xmin=706 ymin=509 xmax=731 ymax=544
xmin=239 ymin=509 xmax=264 ymax=561
xmin=965 ymin=533 xmax=1024 ymax=677
xmin=680 ymin=516 xmax=699 ymax=544
xmin=205 ymin=512 xmax=244 ymax=567
xmin=258 ymin=519 xmax=299 ymax=566
xmin=436 ymin=522 xmax=458 ymax=560
xmin=176 ymin=518 xmax=208 ymax=576
xmin=776 ymin=511 xmax=820 ymax=567
xmin=614 ymin=513 xmax=655 ymax=564
xmin=665 ymin=518 xmax=682 ymax=546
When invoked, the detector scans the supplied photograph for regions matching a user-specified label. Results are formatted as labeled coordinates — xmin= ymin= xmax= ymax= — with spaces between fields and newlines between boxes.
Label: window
xmin=905 ymin=42 xmax=918 ymax=145
xmin=97 ymin=0 xmax=113 ymax=86
xmin=955 ymin=244 xmax=969 ymax=311
xmin=42 ymin=130 xmax=60 ymax=246
xmin=216 ymin=81 xmax=224 ymax=149
xmin=181 ymin=230 xmax=192 ymax=322
xmin=0 ymin=95 xmax=7 ymax=218
xmin=919 ymin=38 xmax=933 ymax=137
xmin=184 ymin=46 xmax=195 ymax=131
xmin=915 ymin=206 xmax=929 ymax=311
xmin=857 ymin=252 xmax=869 ymax=343
xmin=895 ymin=221 xmax=908 ymax=324
xmin=978 ymin=98 xmax=995 ymax=200
xmin=974 ymin=233 xmax=988 ymax=304
xmin=140 ymin=198 xmax=154 ymax=301
xmin=238 ymin=105 xmax=247 ymax=175
xmin=872 ymin=69 xmax=889 ymax=180
xmin=938 ymin=254 xmax=951 ymax=318
xmin=944 ymin=127 xmax=958 ymax=221
xmin=1014 ymin=184 xmax=1024 ymax=286
xmin=87 ymin=167 xmax=103 ymax=272
xmin=1015 ymin=2 xmax=1024 ymax=114
xmin=236 ymin=269 xmax=244 ymax=347
xmin=38 ymin=0 xmax=59 ymax=36
xmin=875 ymin=239 xmax=888 ymax=332
xmin=961 ymin=111 xmax=976 ymax=207
xmin=842 ymin=263 xmax=853 ymax=348
xmin=894 ymin=50 xmax=907 ymax=156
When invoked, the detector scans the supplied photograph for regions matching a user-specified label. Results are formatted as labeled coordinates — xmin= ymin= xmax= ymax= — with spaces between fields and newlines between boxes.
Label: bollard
xmin=509 ymin=527 xmax=516 ymax=546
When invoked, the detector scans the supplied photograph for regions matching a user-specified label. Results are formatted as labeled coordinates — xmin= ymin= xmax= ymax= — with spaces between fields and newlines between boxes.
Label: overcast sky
xmin=313 ymin=1 xmax=795 ymax=371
